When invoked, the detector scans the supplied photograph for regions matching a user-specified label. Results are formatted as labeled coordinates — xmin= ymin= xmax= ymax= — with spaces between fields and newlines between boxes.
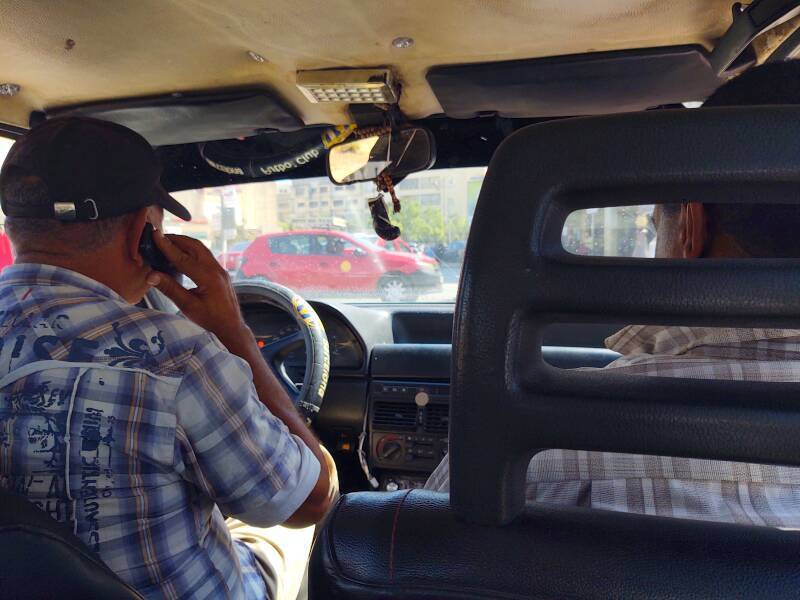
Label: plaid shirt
xmin=0 ymin=264 xmax=320 ymax=599
xmin=426 ymin=325 xmax=800 ymax=527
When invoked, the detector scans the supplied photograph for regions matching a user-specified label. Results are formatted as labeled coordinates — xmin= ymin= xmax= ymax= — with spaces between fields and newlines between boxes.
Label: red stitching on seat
xmin=388 ymin=489 xmax=413 ymax=581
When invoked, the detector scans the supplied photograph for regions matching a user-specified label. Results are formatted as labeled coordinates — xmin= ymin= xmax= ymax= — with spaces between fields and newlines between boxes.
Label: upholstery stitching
xmin=388 ymin=489 xmax=413 ymax=582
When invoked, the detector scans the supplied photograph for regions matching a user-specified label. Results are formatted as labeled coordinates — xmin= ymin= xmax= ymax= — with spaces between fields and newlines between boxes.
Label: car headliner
xmin=2 ymin=0 xmax=800 ymax=133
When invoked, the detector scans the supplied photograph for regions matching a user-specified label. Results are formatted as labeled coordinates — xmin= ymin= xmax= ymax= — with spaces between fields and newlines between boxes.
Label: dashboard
xmin=240 ymin=300 xmax=621 ymax=494
xmin=246 ymin=304 xmax=365 ymax=373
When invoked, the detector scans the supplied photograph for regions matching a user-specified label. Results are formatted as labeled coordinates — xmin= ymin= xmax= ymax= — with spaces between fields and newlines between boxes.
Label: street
xmin=416 ymin=263 xmax=460 ymax=303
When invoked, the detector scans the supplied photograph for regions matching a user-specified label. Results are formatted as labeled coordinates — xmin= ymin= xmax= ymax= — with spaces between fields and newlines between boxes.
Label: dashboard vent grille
xmin=372 ymin=402 xmax=418 ymax=431
xmin=424 ymin=404 xmax=450 ymax=434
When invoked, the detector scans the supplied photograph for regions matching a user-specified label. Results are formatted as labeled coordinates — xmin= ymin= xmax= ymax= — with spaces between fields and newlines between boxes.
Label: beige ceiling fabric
xmin=0 ymin=0 xmax=745 ymax=129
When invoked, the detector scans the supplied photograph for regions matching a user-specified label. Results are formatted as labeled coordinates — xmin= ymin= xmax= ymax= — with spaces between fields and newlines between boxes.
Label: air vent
xmin=372 ymin=401 xmax=417 ymax=431
xmin=424 ymin=404 xmax=450 ymax=434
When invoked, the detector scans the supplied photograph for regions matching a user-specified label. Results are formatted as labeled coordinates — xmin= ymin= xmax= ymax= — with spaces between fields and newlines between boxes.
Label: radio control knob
xmin=378 ymin=439 xmax=403 ymax=462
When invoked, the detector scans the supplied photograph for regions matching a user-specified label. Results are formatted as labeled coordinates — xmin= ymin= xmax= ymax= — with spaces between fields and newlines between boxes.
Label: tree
xmin=391 ymin=200 xmax=446 ymax=244
xmin=447 ymin=214 xmax=469 ymax=243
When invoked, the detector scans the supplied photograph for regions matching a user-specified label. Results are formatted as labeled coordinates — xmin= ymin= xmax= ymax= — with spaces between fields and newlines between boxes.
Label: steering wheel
xmin=234 ymin=280 xmax=330 ymax=423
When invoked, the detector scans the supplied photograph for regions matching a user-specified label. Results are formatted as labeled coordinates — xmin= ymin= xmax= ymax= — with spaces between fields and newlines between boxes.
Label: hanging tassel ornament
xmin=377 ymin=172 xmax=401 ymax=214
xmin=368 ymin=193 xmax=401 ymax=240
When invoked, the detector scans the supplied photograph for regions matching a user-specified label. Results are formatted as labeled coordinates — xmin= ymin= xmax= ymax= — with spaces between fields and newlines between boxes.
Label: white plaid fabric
xmin=0 ymin=265 xmax=320 ymax=599
xmin=425 ymin=325 xmax=800 ymax=527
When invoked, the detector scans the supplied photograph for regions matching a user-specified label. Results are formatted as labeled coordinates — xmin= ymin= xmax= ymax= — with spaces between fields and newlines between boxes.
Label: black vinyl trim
xmin=427 ymin=45 xmax=728 ymax=119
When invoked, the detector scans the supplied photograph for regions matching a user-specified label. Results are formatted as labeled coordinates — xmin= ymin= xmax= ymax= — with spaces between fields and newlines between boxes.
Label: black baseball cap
xmin=0 ymin=116 xmax=191 ymax=222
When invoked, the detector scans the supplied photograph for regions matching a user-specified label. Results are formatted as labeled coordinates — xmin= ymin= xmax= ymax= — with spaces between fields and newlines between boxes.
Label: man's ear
xmin=680 ymin=202 xmax=708 ymax=259
xmin=126 ymin=207 xmax=150 ymax=266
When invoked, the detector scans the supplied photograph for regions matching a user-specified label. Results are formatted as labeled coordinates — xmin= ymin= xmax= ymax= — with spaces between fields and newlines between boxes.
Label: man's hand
xmin=147 ymin=231 xmax=247 ymax=346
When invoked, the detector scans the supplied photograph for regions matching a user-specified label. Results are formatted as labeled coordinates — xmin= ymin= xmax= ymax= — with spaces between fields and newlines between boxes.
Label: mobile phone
xmin=139 ymin=223 xmax=176 ymax=275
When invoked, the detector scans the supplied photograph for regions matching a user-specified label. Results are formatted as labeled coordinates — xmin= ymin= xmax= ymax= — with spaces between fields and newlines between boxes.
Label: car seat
xmin=309 ymin=106 xmax=800 ymax=599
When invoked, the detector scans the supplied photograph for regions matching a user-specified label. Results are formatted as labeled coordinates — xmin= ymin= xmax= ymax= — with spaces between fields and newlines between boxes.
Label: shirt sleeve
xmin=173 ymin=332 xmax=320 ymax=527
xmin=424 ymin=454 xmax=451 ymax=492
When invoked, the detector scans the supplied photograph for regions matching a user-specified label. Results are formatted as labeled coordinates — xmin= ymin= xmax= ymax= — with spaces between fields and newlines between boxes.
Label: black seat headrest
xmin=0 ymin=489 xmax=143 ymax=599
xmin=452 ymin=106 xmax=800 ymax=524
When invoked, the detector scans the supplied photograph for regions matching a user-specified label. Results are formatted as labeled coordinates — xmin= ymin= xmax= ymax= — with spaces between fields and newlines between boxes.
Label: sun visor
xmin=39 ymin=90 xmax=303 ymax=146
xmin=427 ymin=46 xmax=739 ymax=119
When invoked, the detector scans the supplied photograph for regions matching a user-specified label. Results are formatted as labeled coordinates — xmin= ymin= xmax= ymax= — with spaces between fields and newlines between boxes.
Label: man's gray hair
xmin=2 ymin=171 xmax=135 ymax=254
xmin=5 ymin=214 xmax=134 ymax=255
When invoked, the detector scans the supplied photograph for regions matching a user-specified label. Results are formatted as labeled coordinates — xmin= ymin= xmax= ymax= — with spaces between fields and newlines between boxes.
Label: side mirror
xmin=327 ymin=126 xmax=436 ymax=185
xmin=352 ymin=247 xmax=368 ymax=258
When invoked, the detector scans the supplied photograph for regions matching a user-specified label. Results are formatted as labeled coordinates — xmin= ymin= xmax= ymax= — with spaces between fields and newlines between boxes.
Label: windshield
xmin=169 ymin=167 xmax=486 ymax=303
xmin=0 ymin=137 xmax=11 ymax=171
xmin=0 ymin=136 xmax=658 ymax=302
xmin=0 ymin=137 xmax=13 ymax=262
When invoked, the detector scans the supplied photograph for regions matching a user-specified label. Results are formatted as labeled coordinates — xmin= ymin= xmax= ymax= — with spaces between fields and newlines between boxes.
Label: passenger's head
xmin=654 ymin=61 xmax=800 ymax=259
xmin=0 ymin=117 xmax=190 ymax=302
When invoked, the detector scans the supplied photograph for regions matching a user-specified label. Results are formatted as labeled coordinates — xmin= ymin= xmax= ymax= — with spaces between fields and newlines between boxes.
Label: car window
xmin=0 ymin=137 xmax=15 ymax=270
xmin=562 ymin=206 xmax=655 ymax=257
xmin=341 ymin=240 xmax=361 ymax=252
xmin=269 ymin=235 xmax=311 ymax=255
xmin=0 ymin=137 xmax=13 ymax=213
xmin=312 ymin=235 xmax=346 ymax=256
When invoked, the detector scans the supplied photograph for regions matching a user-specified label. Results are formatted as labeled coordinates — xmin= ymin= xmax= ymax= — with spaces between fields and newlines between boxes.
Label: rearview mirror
xmin=327 ymin=126 xmax=436 ymax=185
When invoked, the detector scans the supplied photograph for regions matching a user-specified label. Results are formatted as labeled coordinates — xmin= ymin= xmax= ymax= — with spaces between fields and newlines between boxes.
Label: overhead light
xmin=247 ymin=50 xmax=266 ymax=63
xmin=0 ymin=83 xmax=21 ymax=97
xmin=392 ymin=37 xmax=414 ymax=49
xmin=296 ymin=69 xmax=398 ymax=104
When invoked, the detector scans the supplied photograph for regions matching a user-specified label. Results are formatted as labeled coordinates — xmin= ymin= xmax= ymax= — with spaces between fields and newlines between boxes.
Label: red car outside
xmin=369 ymin=236 xmax=425 ymax=256
xmin=0 ymin=231 xmax=13 ymax=271
xmin=239 ymin=230 xmax=441 ymax=301
xmin=215 ymin=240 xmax=251 ymax=272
